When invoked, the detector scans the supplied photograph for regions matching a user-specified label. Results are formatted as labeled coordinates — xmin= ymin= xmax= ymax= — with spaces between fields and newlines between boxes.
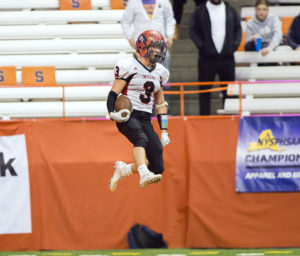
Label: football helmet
xmin=136 ymin=30 xmax=167 ymax=64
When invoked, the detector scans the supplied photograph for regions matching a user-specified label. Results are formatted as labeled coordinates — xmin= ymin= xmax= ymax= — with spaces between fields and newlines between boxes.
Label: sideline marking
xmin=79 ymin=255 xmax=109 ymax=256
xmin=112 ymin=253 xmax=140 ymax=256
xmin=190 ymin=252 xmax=219 ymax=255
xmin=265 ymin=251 xmax=293 ymax=254
xmin=157 ymin=254 xmax=186 ymax=256
xmin=42 ymin=254 xmax=72 ymax=256
xmin=236 ymin=253 xmax=264 ymax=256
xmin=9 ymin=255 xmax=37 ymax=256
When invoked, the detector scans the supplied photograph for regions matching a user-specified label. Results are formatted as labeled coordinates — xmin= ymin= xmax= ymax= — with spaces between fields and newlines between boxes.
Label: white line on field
xmin=236 ymin=253 xmax=264 ymax=256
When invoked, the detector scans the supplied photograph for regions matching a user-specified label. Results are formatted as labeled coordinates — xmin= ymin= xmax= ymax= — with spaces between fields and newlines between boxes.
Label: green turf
xmin=1 ymin=249 xmax=300 ymax=256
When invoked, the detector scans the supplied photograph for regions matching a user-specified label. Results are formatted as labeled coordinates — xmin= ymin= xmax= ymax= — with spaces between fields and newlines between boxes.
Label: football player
xmin=106 ymin=30 xmax=171 ymax=191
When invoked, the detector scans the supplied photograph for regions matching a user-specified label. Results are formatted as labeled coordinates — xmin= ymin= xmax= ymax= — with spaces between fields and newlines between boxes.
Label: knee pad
xmin=134 ymin=138 xmax=148 ymax=149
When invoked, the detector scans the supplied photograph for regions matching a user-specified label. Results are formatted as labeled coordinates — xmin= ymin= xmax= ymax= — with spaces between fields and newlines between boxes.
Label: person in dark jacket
xmin=288 ymin=13 xmax=300 ymax=51
xmin=172 ymin=0 xmax=206 ymax=39
xmin=189 ymin=0 xmax=241 ymax=115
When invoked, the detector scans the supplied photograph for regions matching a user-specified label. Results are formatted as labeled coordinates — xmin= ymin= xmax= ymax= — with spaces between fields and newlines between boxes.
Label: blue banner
xmin=236 ymin=116 xmax=300 ymax=192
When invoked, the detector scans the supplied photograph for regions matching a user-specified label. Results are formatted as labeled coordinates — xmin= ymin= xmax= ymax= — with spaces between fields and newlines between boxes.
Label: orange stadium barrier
xmin=1 ymin=118 xmax=300 ymax=250
xmin=0 ymin=66 xmax=17 ymax=85
xmin=22 ymin=66 xmax=56 ymax=86
xmin=59 ymin=0 xmax=92 ymax=10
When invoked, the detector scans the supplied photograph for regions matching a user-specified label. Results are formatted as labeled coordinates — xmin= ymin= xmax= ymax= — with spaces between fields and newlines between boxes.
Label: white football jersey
xmin=114 ymin=56 xmax=170 ymax=114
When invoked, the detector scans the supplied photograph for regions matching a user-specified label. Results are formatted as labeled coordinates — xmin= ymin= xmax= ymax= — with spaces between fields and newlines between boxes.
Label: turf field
xmin=1 ymin=249 xmax=300 ymax=256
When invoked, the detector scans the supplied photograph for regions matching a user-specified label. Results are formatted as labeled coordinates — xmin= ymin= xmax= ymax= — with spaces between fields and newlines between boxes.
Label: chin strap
xmin=156 ymin=101 xmax=168 ymax=110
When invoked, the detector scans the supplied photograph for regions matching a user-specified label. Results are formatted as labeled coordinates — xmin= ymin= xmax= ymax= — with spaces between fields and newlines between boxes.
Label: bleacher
xmin=218 ymin=3 xmax=300 ymax=115
xmin=0 ymin=0 xmax=299 ymax=118
xmin=0 ymin=0 xmax=135 ymax=119
xmin=0 ymin=1 xmax=133 ymax=84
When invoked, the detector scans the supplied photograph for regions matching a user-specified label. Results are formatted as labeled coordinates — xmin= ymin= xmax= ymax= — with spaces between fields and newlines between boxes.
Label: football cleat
xmin=140 ymin=171 xmax=162 ymax=188
xmin=109 ymin=161 xmax=127 ymax=192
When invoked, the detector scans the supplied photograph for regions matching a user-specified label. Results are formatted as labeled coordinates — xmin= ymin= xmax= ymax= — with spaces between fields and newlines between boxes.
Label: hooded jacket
xmin=288 ymin=14 xmax=300 ymax=49
xmin=189 ymin=1 xmax=241 ymax=58
xmin=245 ymin=13 xmax=282 ymax=50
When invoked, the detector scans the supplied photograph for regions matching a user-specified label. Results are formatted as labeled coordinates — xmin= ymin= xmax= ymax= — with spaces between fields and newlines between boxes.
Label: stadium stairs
xmin=169 ymin=0 xmax=254 ymax=116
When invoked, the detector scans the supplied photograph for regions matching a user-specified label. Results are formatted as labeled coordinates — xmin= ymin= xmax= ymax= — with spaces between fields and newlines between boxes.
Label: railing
xmin=1 ymin=80 xmax=300 ymax=120
xmin=165 ymin=81 xmax=242 ymax=118
xmin=166 ymin=80 xmax=300 ymax=117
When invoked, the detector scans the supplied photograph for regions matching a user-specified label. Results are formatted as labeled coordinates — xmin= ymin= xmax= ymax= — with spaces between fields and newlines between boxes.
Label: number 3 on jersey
xmin=140 ymin=81 xmax=154 ymax=104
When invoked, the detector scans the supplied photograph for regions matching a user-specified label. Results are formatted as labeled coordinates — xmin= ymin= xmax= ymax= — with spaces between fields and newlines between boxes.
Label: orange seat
xmin=281 ymin=16 xmax=294 ymax=37
xmin=22 ymin=66 xmax=56 ymax=86
xmin=0 ymin=66 xmax=17 ymax=85
xmin=110 ymin=0 xmax=126 ymax=9
xmin=237 ymin=31 xmax=246 ymax=52
xmin=245 ymin=16 xmax=252 ymax=22
xmin=59 ymin=0 xmax=91 ymax=10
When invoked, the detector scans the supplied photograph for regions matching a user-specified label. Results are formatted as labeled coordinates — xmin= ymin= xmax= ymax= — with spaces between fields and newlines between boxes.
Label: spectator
xmin=121 ymin=0 xmax=176 ymax=70
xmin=245 ymin=0 xmax=282 ymax=56
xmin=189 ymin=0 xmax=241 ymax=115
xmin=287 ymin=13 xmax=300 ymax=51
xmin=172 ymin=0 xmax=206 ymax=39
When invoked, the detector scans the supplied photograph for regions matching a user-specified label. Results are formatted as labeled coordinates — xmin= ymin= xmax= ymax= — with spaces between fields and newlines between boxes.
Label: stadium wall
xmin=0 ymin=118 xmax=299 ymax=250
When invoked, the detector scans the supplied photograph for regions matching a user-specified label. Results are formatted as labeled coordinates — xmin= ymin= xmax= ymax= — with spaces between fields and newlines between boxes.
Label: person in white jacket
xmin=121 ymin=0 xmax=176 ymax=69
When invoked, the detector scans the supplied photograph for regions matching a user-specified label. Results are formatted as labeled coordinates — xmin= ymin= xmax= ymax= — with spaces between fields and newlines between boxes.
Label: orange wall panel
xmin=0 ymin=118 xmax=300 ymax=250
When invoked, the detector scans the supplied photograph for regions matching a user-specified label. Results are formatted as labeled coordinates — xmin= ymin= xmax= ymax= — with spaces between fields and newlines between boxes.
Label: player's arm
xmin=106 ymin=79 xmax=129 ymax=122
xmin=155 ymin=87 xmax=168 ymax=115
xmin=155 ymin=88 xmax=170 ymax=147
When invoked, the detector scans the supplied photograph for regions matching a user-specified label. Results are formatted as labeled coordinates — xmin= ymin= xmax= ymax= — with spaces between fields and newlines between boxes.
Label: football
xmin=115 ymin=94 xmax=133 ymax=117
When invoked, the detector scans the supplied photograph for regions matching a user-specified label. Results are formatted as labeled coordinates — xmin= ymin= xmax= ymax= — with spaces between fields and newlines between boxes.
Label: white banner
xmin=0 ymin=134 xmax=32 ymax=234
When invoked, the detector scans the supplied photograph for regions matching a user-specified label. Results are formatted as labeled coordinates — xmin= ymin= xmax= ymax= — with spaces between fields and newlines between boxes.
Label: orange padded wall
xmin=0 ymin=117 xmax=299 ymax=250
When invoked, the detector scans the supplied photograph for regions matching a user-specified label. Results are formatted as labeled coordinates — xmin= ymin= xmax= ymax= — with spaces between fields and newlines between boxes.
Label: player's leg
xmin=110 ymin=115 xmax=159 ymax=190
xmin=109 ymin=160 xmax=132 ymax=192
xmin=132 ymin=146 xmax=162 ymax=188
xmin=127 ymin=121 xmax=163 ymax=188
xmin=143 ymin=122 xmax=164 ymax=175
xmin=109 ymin=117 xmax=142 ymax=191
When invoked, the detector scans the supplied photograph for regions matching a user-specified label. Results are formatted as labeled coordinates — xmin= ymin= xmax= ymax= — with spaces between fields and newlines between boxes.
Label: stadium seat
xmin=281 ymin=16 xmax=294 ymax=37
xmin=0 ymin=0 xmax=110 ymax=10
xmin=237 ymin=32 xmax=246 ymax=52
xmin=0 ymin=10 xmax=124 ymax=24
xmin=234 ymin=51 xmax=300 ymax=64
xmin=219 ymin=98 xmax=300 ymax=115
xmin=0 ymin=39 xmax=132 ymax=53
xmin=236 ymin=66 xmax=300 ymax=80
xmin=0 ymin=24 xmax=125 ymax=39
xmin=15 ymin=70 xmax=115 ymax=84
xmin=0 ymin=85 xmax=111 ymax=119
xmin=0 ymin=54 xmax=132 ymax=69
xmin=218 ymin=82 xmax=300 ymax=115
xmin=226 ymin=82 xmax=300 ymax=97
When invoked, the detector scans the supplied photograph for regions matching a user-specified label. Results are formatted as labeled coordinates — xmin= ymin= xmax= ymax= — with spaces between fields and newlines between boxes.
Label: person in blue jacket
xmin=288 ymin=13 xmax=300 ymax=51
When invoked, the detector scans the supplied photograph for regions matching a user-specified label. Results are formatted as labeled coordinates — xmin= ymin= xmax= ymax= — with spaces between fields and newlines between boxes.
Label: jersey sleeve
xmin=114 ymin=58 xmax=133 ymax=80
xmin=160 ymin=67 xmax=170 ymax=86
